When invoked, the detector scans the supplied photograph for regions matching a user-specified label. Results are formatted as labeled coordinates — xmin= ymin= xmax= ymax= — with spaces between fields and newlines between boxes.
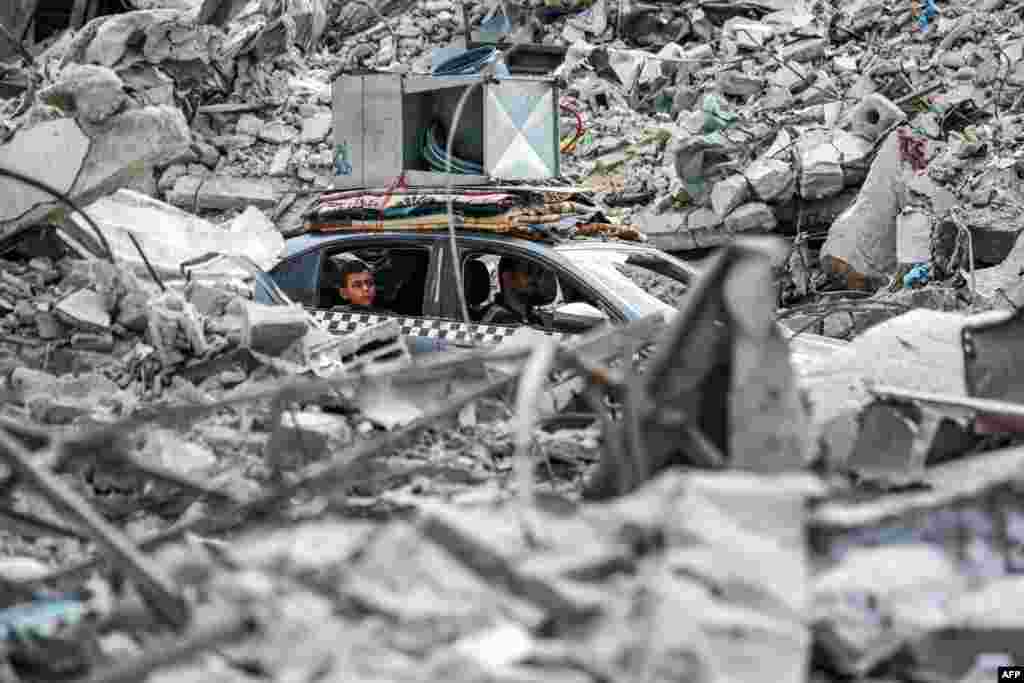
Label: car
xmin=260 ymin=228 xmax=703 ymax=353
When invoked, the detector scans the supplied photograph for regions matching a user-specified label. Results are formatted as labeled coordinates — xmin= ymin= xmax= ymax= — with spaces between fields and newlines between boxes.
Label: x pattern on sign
xmin=486 ymin=83 xmax=557 ymax=180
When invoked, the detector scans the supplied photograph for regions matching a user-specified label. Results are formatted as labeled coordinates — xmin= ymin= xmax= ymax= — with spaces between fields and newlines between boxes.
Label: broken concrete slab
xmin=780 ymin=38 xmax=826 ymax=63
xmin=258 ymin=121 xmax=298 ymax=145
xmin=724 ymin=18 xmax=774 ymax=48
xmin=119 ymin=63 xmax=177 ymax=108
xmin=141 ymin=428 xmax=219 ymax=479
xmin=55 ymin=289 xmax=112 ymax=332
xmin=831 ymin=131 xmax=874 ymax=186
xmin=78 ymin=9 xmax=223 ymax=68
xmin=813 ymin=545 xmax=965 ymax=677
xmin=798 ymin=309 xmax=971 ymax=435
xmin=71 ymin=105 xmax=192 ymax=203
xmin=716 ymin=71 xmax=764 ymax=97
xmin=210 ymin=134 xmax=255 ymax=150
xmin=849 ymin=93 xmax=906 ymax=142
xmin=688 ymin=206 xmax=723 ymax=233
xmin=299 ymin=112 xmax=332 ymax=144
xmin=744 ymin=158 xmax=795 ymax=203
xmin=39 ymin=64 xmax=127 ymax=124
xmin=644 ymin=207 xmax=726 ymax=251
xmin=234 ymin=300 xmax=309 ymax=356
xmin=637 ymin=211 xmax=691 ymax=251
xmin=82 ymin=189 xmax=285 ymax=273
xmin=269 ymin=146 xmax=293 ymax=177
xmin=147 ymin=290 xmax=208 ymax=361
xmin=798 ymin=138 xmax=844 ymax=200
xmin=157 ymin=164 xmax=189 ymax=193
xmin=0 ymin=118 xmax=90 ymax=223
xmin=266 ymin=411 xmax=354 ymax=469
xmin=896 ymin=210 xmax=933 ymax=266
xmin=711 ymin=174 xmax=750 ymax=217
xmin=168 ymin=175 xmax=280 ymax=211
xmin=725 ymin=202 xmax=777 ymax=233
xmin=236 ymin=114 xmax=264 ymax=137
xmin=820 ymin=130 xmax=906 ymax=283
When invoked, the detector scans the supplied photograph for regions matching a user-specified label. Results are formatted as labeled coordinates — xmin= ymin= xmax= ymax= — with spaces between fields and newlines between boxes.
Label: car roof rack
xmin=301 ymin=220 xmax=645 ymax=243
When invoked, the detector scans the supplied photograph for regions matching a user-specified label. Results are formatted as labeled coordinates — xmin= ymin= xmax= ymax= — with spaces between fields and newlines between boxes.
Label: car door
xmin=297 ymin=237 xmax=486 ymax=354
xmin=436 ymin=237 xmax=620 ymax=338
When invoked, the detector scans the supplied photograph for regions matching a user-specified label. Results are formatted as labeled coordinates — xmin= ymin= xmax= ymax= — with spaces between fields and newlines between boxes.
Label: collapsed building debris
xmin=8 ymin=0 xmax=1024 ymax=679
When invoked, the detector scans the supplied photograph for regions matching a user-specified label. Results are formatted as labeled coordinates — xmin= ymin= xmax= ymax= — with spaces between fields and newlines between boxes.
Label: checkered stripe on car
xmin=308 ymin=310 xmax=567 ymax=345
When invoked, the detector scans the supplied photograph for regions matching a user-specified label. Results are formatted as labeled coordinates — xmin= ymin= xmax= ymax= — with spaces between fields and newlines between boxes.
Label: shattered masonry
xmin=5 ymin=0 xmax=1024 ymax=682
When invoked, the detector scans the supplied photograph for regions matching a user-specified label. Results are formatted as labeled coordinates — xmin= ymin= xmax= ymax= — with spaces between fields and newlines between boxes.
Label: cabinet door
xmin=331 ymin=76 xmax=363 ymax=188
xmin=363 ymin=75 xmax=404 ymax=188
xmin=484 ymin=79 xmax=559 ymax=180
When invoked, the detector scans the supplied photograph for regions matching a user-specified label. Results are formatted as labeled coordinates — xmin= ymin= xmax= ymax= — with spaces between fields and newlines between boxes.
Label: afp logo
xmin=1000 ymin=667 xmax=1024 ymax=679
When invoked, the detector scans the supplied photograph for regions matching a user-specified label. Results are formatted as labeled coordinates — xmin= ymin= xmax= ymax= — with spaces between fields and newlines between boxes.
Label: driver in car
xmin=329 ymin=254 xmax=382 ymax=312
xmin=481 ymin=256 xmax=547 ymax=326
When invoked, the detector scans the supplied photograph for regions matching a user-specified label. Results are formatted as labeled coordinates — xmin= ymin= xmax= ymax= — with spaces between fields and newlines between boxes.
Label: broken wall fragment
xmin=819 ymin=129 xmax=907 ymax=286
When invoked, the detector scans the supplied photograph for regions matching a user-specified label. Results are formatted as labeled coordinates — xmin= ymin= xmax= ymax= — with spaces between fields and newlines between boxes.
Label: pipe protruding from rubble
xmin=0 ymin=165 xmax=114 ymax=264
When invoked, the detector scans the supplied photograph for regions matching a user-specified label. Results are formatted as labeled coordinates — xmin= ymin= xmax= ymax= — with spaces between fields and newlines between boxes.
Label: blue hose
xmin=421 ymin=122 xmax=484 ymax=175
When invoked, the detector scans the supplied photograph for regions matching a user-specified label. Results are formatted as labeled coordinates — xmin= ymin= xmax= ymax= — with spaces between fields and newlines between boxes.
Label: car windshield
xmin=559 ymin=248 xmax=689 ymax=316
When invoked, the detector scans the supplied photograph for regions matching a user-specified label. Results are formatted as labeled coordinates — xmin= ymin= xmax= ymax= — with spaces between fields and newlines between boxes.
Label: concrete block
xmin=711 ymin=174 xmax=751 ymax=217
xmin=799 ymin=140 xmax=844 ymax=200
xmin=850 ymin=93 xmax=906 ymax=142
xmin=38 ymin=64 xmax=126 ymax=124
xmin=168 ymin=175 xmax=279 ymax=210
xmin=0 ymin=119 xmax=89 ymax=222
xmin=745 ymin=158 xmax=795 ymax=202
xmin=831 ymin=131 xmax=874 ymax=186
xmin=55 ymin=289 xmax=111 ymax=332
xmin=716 ymin=70 xmax=765 ymax=96
xmin=299 ymin=113 xmax=332 ymax=144
xmin=780 ymin=38 xmax=826 ymax=62
xmin=725 ymin=202 xmax=778 ymax=233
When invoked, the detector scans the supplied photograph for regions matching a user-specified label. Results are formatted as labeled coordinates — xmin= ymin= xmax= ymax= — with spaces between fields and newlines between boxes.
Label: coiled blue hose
xmin=421 ymin=122 xmax=484 ymax=175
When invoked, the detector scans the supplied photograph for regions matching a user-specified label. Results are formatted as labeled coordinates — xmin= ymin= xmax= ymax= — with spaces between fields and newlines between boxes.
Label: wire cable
xmin=126 ymin=231 xmax=166 ymax=292
xmin=0 ymin=166 xmax=114 ymax=263
xmin=559 ymin=99 xmax=585 ymax=153
xmin=441 ymin=24 xmax=536 ymax=325
xmin=445 ymin=82 xmax=481 ymax=324
xmin=0 ymin=166 xmax=171 ymax=291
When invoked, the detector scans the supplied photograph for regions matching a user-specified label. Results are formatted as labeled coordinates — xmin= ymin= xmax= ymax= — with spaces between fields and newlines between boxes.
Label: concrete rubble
xmin=7 ymin=0 xmax=1024 ymax=680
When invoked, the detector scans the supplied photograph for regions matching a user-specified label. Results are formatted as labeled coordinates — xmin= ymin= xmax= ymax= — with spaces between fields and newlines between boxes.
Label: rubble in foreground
xmin=7 ymin=0 xmax=1024 ymax=681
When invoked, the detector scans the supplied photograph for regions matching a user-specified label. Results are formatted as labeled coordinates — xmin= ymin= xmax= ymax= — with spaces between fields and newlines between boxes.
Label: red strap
xmin=377 ymin=173 xmax=408 ymax=230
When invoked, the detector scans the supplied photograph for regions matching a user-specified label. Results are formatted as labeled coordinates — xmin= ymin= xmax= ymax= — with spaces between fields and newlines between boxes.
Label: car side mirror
xmin=552 ymin=302 xmax=609 ymax=333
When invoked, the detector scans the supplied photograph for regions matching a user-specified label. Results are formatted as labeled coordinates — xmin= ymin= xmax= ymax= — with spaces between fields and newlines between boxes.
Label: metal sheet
xmin=332 ymin=76 xmax=363 ymax=189
xmin=404 ymin=75 xmax=480 ymax=93
xmin=363 ymin=75 xmax=404 ymax=188
xmin=484 ymin=80 xmax=559 ymax=180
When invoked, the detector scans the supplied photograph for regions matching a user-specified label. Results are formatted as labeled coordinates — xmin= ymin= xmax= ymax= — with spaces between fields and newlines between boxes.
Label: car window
xmin=560 ymin=249 xmax=688 ymax=316
xmin=460 ymin=250 xmax=608 ymax=333
xmin=318 ymin=246 xmax=430 ymax=316
xmin=269 ymin=249 xmax=320 ymax=307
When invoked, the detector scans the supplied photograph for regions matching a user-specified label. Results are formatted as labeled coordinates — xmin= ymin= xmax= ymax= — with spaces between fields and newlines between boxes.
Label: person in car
xmin=329 ymin=254 xmax=382 ymax=312
xmin=481 ymin=256 xmax=546 ymax=326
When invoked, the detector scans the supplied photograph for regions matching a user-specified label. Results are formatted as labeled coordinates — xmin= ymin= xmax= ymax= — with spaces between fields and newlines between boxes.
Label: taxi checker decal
xmin=308 ymin=310 xmax=569 ymax=345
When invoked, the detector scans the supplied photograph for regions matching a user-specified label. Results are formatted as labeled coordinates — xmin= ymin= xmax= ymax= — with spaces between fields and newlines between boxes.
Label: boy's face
xmin=341 ymin=270 xmax=376 ymax=307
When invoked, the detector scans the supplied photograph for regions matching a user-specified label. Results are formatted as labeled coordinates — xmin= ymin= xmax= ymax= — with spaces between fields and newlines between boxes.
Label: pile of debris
xmin=518 ymin=0 xmax=1024 ymax=331
xmin=9 ymin=0 xmax=1024 ymax=680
